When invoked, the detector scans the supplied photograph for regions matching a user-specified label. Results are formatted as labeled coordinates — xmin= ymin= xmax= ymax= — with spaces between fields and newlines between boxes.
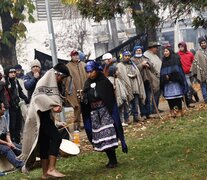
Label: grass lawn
xmin=2 ymin=105 xmax=207 ymax=179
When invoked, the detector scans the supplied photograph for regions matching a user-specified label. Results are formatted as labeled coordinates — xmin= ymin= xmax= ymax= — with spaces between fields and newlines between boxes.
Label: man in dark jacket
xmin=4 ymin=66 xmax=29 ymax=144
xmin=24 ymin=59 xmax=44 ymax=102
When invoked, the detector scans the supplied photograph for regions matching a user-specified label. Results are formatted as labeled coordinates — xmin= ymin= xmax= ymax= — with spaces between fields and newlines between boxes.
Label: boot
xmin=105 ymin=149 xmax=118 ymax=168
xmin=175 ymin=109 xmax=183 ymax=117
xmin=185 ymin=96 xmax=195 ymax=108
xmin=133 ymin=116 xmax=139 ymax=123
xmin=168 ymin=110 xmax=176 ymax=118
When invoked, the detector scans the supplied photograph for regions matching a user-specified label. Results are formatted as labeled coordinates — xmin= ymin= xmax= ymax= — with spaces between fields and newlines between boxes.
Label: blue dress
xmin=164 ymin=81 xmax=183 ymax=99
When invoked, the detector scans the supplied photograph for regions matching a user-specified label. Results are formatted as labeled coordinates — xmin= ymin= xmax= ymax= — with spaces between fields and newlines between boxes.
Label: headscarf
xmin=178 ymin=41 xmax=188 ymax=52
xmin=162 ymin=47 xmax=180 ymax=67
xmin=122 ymin=50 xmax=131 ymax=56
xmin=53 ymin=62 xmax=70 ymax=77
xmin=108 ymin=65 xmax=117 ymax=77
xmin=133 ymin=45 xmax=144 ymax=55
xmin=85 ymin=60 xmax=103 ymax=72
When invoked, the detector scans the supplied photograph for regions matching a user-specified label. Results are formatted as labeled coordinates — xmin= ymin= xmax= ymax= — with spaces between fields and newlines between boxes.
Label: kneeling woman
xmin=80 ymin=61 xmax=128 ymax=168
xmin=160 ymin=46 xmax=188 ymax=117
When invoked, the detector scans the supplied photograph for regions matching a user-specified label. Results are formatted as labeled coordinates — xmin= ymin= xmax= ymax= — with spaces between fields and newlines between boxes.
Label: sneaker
xmin=122 ymin=122 xmax=128 ymax=127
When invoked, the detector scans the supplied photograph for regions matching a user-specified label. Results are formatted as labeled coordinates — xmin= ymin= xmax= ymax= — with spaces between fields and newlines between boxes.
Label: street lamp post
xmin=45 ymin=0 xmax=58 ymax=65
xmin=45 ymin=0 xmax=65 ymax=122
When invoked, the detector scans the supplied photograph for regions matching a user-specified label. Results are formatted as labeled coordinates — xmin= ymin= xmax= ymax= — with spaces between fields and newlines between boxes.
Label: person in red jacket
xmin=178 ymin=42 xmax=199 ymax=107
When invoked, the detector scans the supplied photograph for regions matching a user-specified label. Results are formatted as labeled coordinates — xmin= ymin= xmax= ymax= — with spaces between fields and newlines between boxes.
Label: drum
xmin=59 ymin=139 xmax=80 ymax=157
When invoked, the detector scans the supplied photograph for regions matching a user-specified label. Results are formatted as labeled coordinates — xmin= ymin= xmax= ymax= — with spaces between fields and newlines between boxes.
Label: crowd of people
xmin=0 ymin=35 xmax=207 ymax=178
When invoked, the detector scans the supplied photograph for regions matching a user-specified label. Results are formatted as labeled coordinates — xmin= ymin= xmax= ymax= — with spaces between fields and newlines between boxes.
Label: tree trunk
xmin=147 ymin=26 xmax=157 ymax=42
xmin=0 ymin=10 xmax=18 ymax=67
xmin=0 ymin=42 xmax=17 ymax=67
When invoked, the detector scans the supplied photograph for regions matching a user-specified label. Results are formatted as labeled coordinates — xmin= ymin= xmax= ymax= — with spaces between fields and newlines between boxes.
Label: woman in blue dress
xmin=80 ymin=61 xmax=128 ymax=168
xmin=160 ymin=46 xmax=188 ymax=117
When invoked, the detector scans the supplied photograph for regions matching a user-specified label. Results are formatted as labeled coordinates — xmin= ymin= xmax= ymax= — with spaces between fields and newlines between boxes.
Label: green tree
xmin=0 ymin=0 xmax=35 ymax=66
xmin=62 ymin=0 xmax=207 ymax=42
xmin=160 ymin=0 xmax=207 ymax=28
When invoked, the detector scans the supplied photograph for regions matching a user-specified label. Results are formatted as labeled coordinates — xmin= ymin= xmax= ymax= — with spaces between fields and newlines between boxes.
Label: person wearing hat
xmin=117 ymin=50 xmax=145 ymax=123
xmin=132 ymin=46 xmax=158 ymax=120
xmin=107 ymin=65 xmax=129 ymax=126
xmin=80 ymin=60 xmax=128 ymax=168
xmin=191 ymin=36 xmax=207 ymax=103
xmin=14 ymin=64 xmax=24 ymax=79
xmin=144 ymin=41 xmax=163 ymax=114
xmin=24 ymin=59 xmax=44 ymax=102
xmin=101 ymin=53 xmax=115 ymax=77
xmin=4 ymin=66 xmax=29 ymax=144
xmin=65 ymin=50 xmax=87 ymax=131
xmin=14 ymin=64 xmax=27 ymax=98
xmin=20 ymin=63 xmax=70 ymax=179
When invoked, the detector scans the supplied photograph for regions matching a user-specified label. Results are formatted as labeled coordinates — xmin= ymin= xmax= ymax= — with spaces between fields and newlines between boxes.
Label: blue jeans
xmin=3 ymin=109 xmax=10 ymax=131
xmin=201 ymin=82 xmax=207 ymax=102
xmin=0 ymin=143 xmax=24 ymax=168
xmin=140 ymin=82 xmax=151 ymax=117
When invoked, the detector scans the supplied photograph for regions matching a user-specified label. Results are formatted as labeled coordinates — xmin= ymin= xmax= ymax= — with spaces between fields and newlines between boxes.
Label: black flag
xmin=34 ymin=49 xmax=69 ymax=71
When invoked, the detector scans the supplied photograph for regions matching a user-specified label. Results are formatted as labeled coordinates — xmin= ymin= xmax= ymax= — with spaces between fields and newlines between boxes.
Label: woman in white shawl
xmin=20 ymin=63 xmax=70 ymax=179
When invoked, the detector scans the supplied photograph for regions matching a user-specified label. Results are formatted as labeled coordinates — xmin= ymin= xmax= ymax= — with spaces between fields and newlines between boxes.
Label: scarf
xmin=160 ymin=48 xmax=188 ymax=93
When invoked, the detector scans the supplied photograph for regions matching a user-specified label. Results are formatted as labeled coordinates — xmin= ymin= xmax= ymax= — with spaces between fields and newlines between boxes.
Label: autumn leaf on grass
xmin=185 ymin=148 xmax=191 ymax=157
xmin=116 ymin=174 xmax=122 ymax=179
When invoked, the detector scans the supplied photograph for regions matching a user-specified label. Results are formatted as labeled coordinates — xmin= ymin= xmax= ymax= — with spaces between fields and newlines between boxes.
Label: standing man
xmin=24 ymin=59 xmax=44 ymax=102
xmin=14 ymin=64 xmax=27 ymax=96
xmin=20 ymin=63 xmax=70 ymax=179
xmin=4 ymin=66 xmax=29 ymax=144
xmin=117 ymin=50 xmax=145 ymax=122
xmin=101 ymin=53 xmax=114 ymax=77
xmin=65 ymin=50 xmax=87 ymax=131
xmin=192 ymin=36 xmax=207 ymax=103
xmin=144 ymin=42 xmax=163 ymax=114
xmin=178 ymin=42 xmax=198 ymax=107
xmin=132 ymin=46 xmax=159 ymax=119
